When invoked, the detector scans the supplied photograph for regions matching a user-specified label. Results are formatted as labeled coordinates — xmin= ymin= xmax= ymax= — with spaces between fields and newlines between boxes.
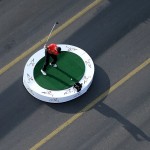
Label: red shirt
xmin=47 ymin=43 xmax=59 ymax=55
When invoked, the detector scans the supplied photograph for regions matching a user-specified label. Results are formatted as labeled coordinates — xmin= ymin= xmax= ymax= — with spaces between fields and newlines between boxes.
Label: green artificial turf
xmin=34 ymin=51 xmax=85 ymax=90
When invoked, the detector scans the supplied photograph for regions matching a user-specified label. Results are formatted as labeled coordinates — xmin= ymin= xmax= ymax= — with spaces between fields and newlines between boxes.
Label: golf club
xmin=44 ymin=22 xmax=59 ymax=46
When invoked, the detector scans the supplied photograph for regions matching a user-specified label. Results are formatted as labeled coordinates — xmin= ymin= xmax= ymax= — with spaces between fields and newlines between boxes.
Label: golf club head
xmin=56 ymin=22 xmax=59 ymax=24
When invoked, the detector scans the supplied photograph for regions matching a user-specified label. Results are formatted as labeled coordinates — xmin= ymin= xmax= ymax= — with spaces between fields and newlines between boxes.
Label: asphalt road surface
xmin=0 ymin=0 xmax=150 ymax=150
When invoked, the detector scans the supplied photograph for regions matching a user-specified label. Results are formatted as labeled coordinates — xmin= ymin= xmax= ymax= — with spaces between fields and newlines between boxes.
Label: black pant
xmin=42 ymin=50 xmax=57 ymax=71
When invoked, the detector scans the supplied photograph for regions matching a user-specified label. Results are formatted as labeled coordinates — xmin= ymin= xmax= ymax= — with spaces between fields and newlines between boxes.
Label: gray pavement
xmin=0 ymin=0 xmax=150 ymax=150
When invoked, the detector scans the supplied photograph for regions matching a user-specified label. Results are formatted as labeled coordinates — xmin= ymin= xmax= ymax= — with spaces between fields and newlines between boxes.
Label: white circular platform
xmin=23 ymin=44 xmax=95 ymax=103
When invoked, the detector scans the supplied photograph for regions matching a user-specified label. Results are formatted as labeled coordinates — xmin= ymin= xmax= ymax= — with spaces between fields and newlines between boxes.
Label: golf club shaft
xmin=45 ymin=22 xmax=58 ymax=45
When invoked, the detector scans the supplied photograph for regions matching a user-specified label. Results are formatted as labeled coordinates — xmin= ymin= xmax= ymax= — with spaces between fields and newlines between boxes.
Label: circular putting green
xmin=34 ymin=51 xmax=85 ymax=90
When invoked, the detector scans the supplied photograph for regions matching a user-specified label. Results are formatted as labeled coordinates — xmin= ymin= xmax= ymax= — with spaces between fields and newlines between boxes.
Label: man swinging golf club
xmin=41 ymin=22 xmax=61 ymax=75
xmin=41 ymin=43 xmax=61 ymax=75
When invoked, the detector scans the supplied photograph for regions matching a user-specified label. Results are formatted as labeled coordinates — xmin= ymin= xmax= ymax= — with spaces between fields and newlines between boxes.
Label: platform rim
xmin=23 ymin=44 xmax=94 ymax=103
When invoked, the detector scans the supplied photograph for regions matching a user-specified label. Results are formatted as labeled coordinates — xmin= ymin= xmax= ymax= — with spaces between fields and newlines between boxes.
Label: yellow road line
xmin=30 ymin=58 xmax=150 ymax=150
xmin=0 ymin=0 xmax=103 ymax=76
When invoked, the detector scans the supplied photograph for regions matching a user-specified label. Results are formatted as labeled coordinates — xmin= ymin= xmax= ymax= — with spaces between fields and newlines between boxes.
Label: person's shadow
xmin=96 ymin=102 xmax=150 ymax=141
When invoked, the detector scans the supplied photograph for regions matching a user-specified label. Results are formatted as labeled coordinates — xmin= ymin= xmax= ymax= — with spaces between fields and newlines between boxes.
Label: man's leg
xmin=50 ymin=54 xmax=57 ymax=67
xmin=41 ymin=52 xmax=50 ymax=75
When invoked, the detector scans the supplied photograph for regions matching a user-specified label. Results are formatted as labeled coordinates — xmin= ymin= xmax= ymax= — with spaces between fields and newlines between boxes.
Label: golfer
xmin=41 ymin=43 xmax=61 ymax=75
